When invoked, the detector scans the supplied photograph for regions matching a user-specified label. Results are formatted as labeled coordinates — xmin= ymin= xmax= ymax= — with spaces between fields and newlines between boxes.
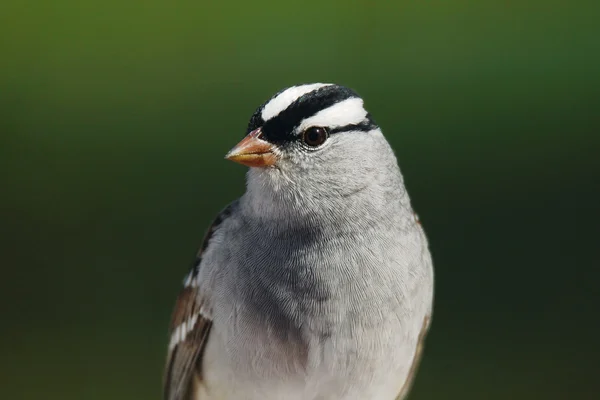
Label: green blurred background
xmin=1 ymin=0 xmax=599 ymax=399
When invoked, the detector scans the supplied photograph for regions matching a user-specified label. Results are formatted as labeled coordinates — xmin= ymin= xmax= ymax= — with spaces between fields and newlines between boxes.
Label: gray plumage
xmin=164 ymin=83 xmax=434 ymax=400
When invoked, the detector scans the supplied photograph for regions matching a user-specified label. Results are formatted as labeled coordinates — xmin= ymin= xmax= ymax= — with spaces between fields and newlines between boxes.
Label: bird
xmin=163 ymin=83 xmax=434 ymax=400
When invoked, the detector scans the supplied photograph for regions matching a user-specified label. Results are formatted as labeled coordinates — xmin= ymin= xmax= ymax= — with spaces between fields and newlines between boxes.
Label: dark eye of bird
xmin=302 ymin=127 xmax=329 ymax=147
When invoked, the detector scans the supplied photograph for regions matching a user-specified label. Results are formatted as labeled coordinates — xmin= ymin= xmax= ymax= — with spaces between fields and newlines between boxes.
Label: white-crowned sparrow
xmin=164 ymin=83 xmax=434 ymax=400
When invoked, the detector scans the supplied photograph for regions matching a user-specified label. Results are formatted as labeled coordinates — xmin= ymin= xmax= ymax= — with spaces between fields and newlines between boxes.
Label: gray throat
xmin=234 ymin=169 xmax=419 ymax=340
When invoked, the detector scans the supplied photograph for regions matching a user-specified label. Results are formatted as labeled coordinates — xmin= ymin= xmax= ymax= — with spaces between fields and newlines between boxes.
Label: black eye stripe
xmin=329 ymin=116 xmax=378 ymax=135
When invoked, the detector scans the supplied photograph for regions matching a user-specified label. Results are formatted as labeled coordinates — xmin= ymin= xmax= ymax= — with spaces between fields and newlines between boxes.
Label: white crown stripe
xmin=261 ymin=83 xmax=333 ymax=122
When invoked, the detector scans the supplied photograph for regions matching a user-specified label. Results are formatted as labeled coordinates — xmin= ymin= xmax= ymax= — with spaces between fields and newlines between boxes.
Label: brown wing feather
xmin=396 ymin=315 xmax=431 ymax=400
xmin=163 ymin=287 xmax=212 ymax=400
xmin=163 ymin=203 xmax=237 ymax=400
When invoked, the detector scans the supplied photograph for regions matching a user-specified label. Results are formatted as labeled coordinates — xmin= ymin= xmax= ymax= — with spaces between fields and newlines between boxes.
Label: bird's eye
xmin=302 ymin=127 xmax=329 ymax=147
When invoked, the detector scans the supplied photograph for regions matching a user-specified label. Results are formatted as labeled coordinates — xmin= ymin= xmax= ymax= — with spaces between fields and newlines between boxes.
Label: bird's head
xmin=226 ymin=83 xmax=405 ymax=218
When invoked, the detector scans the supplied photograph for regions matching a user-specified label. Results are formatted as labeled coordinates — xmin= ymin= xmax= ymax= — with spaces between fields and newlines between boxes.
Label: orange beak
xmin=225 ymin=128 xmax=277 ymax=167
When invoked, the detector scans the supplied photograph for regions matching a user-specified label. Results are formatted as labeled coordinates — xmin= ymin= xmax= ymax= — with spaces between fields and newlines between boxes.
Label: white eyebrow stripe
xmin=261 ymin=83 xmax=333 ymax=121
xmin=297 ymin=97 xmax=367 ymax=131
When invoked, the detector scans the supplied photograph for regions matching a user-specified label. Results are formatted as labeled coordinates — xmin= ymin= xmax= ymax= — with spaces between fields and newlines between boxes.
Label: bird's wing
xmin=163 ymin=202 xmax=237 ymax=400
xmin=395 ymin=315 xmax=431 ymax=400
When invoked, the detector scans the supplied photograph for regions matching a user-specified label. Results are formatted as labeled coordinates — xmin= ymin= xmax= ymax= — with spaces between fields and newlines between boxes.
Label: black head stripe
xmin=246 ymin=110 xmax=265 ymax=135
xmin=246 ymin=86 xmax=292 ymax=135
xmin=330 ymin=113 xmax=378 ymax=134
xmin=260 ymin=85 xmax=359 ymax=143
